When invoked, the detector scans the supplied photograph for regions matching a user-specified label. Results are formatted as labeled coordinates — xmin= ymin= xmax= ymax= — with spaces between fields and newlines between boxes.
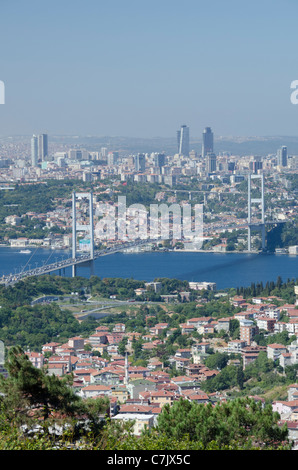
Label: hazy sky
xmin=1 ymin=0 xmax=298 ymax=138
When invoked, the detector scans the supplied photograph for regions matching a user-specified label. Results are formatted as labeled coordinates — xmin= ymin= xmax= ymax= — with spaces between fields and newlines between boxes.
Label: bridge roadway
xmin=1 ymin=239 xmax=157 ymax=287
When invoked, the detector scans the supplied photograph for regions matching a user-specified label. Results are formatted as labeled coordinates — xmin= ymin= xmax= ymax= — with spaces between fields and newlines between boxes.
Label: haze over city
xmin=1 ymin=0 xmax=298 ymax=138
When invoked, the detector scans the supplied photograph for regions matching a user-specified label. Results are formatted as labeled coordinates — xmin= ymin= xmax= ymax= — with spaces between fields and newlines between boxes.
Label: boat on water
xmin=20 ymin=249 xmax=31 ymax=254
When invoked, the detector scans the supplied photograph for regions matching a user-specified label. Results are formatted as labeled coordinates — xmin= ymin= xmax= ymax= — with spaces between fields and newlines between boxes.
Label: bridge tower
xmin=72 ymin=191 xmax=95 ymax=277
xmin=247 ymin=173 xmax=265 ymax=252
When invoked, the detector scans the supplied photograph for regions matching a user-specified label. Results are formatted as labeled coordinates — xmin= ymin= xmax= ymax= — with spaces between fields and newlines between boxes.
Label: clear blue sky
xmin=1 ymin=0 xmax=298 ymax=138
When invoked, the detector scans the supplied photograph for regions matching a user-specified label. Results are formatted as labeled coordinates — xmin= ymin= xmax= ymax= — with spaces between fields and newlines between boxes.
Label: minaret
xmin=124 ymin=351 xmax=129 ymax=386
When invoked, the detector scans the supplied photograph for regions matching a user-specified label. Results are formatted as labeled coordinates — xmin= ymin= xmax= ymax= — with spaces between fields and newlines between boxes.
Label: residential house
xmin=267 ymin=343 xmax=288 ymax=361
xmin=111 ymin=385 xmax=130 ymax=402
xmin=175 ymin=348 xmax=192 ymax=359
xmin=147 ymin=359 xmax=163 ymax=371
xmin=27 ymin=351 xmax=44 ymax=369
xmin=231 ymin=296 xmax=247 ymax=307
xmin=272 ymin=400 xmax=298 ymax=419
xmin=149 ymin=323 xmax=169 ymax=336
xmin=87 ymin=332 xmax=108 ymax=348
xmin=280 ymin=353 xmax=293 ymax=369
xmin=47 ymin=363 xmax=66 ymax=377
xmin=234 ymin=312 xmax=253 ymax=322
xmin=215 ymin=317 xmax=231 ymax=333
xmin=42 ymin=342 xmax=61 ymax=355
xmin=79 ymin=384 xmax=112 ymax=399
xmin=111 ymin=413 xmax=155 ymax=436
xmin=288 ymin=384 xmax=298 ymax=401
xmin=181 ymin=389 xmax=210 ymax=404
xmin=186 ymin=317 xmax=212 ymax=329
xmin=185 ymin=363 xmax=205 ymax=377
xmin=227 ymin=339 xmax=246 ymax=354
xmin=140 ymin=389 xmax=178 ymax=408
xmin=173 ymin=356 xmax=191 ymax=371
xmin=128 ymin=366 xmax=149 ymax=378
xmin=242 ymin=352 xmax=259 ymax=369
xmin=47 ymin=355 xmax=72 ymax=373
xmin=281 ymin=305 xmax=298 ymax=317
xmin=274 ymin=321 xmax=288 ymax=333
xmin=198 ymin=321 xmax=217 ymax=335
xmin=286 ymin=319 xmax=298 ymax=335
xmin=106 ymin=333 xmax=124 ymax=345
xmin=192 ymin=342 xmax=211 ymax=355
xmin=180 ymin=323 xmax=196 ymax=335
xmin=255 ymin=316 xmax=276 ymax=333
xmin=113 ymin=323 xmax=126 ymax=333
xmin=96 ymin=369 xmax=123 ymax=386
xmin=73 ymin=368 xmax=101 ymax=385
xmin=68 ymin=336 xmax=85 ymax=351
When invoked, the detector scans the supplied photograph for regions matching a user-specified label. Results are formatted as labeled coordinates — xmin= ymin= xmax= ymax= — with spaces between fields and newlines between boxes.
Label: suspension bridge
xmin=0 ymin=176 xmax=288 ymax=286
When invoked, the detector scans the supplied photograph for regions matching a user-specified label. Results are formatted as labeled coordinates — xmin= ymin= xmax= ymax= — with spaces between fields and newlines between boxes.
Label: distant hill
xmin=3 ymin=134 xmax=298 ymax=156
xmin=52 ymin=134 xmax=298 ymax=156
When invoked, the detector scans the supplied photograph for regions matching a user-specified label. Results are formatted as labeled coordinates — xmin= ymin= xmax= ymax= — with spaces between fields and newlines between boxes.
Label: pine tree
xmin=0 ymin=346 xmax=84 ymax=426
xmin=157 ymin=397 xmax=290 ymax=449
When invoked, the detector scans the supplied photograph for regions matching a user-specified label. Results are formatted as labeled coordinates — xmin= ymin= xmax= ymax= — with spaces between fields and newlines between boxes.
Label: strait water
xmin=0 ymin=247 xmax=297 ymax=290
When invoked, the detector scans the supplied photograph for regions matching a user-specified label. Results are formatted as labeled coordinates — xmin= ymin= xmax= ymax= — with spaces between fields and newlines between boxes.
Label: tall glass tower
xmin=38 ymin=134 xmax=48 ymax=161
xmin=177 ymin=125 xmax=189 ymax=156
xmin=31 ymin=135 xmax=38 ymax=167
xmin=277 ymin=146 xmax=287 ymax=167
xmin=207 ymin=153 xmax=217 ymax=173
xmin=202 ymin=127 xmax=214 ymax=157
xmin=134 ymin=153 xmax=146 ymax=172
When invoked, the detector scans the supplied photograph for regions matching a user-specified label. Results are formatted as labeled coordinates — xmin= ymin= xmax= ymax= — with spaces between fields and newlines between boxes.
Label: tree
xmin=236 ymin=366 xmax=245 ymax=390
xmin=204 ymin=352 xmax=229 ymax=370
xmin=157 ymin=397 xmax=290 ymax=449
xmin=229 ymin=319 xmax=240 ymax=339
xmin=0 ymin=346 xmax=84 ymax=426
xmin=117 ymin=337 xmax=128 ymax=356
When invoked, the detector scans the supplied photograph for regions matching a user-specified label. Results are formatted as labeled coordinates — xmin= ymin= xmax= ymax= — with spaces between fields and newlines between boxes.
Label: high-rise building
xmin=240 ymin=320 xmax=258 ymax=346
xmin=202 ymin=127 xmax=214 ymax=158
xmin=101 ymin=147 xmax=107 ymax=158
xmin=69 ymin=149 xmax=83 ymax=161
xmin=134 ymin=153 xmax=146 ymax=172
xmin=31 ymin=135 xmax=38 ymax=167
xmin=249 ymin=160 xmax=263 ymax=174
xmin=207 ymin=152 xmax=217 ymax=173
xmin=107 ymin=151 xmax=119 ymax=166
xmin=38 ymin=134 xmax=48 ymax=161
xmin=228 ymin=162 xmax=236 ymax=172
xmin=277 ymin=146 xmax=287 ymax=167
xmin=154 ymin=153 xmax=166 ymax=170
xmin=177 ymin=125 xmax=189 ymax=156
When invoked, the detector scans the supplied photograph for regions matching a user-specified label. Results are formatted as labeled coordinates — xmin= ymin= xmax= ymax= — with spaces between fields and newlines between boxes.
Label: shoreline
xmin=0 ymin=244 xmax=296 ymax=256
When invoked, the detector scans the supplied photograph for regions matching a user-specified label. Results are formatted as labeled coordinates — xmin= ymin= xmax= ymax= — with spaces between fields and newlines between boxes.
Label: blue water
xmin=0 ymin=247 xmax=297 ymax=290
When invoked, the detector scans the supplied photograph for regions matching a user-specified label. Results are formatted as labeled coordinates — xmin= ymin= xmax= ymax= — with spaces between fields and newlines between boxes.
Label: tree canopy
xmin=156 ymin=397 xmax=290 ymax=450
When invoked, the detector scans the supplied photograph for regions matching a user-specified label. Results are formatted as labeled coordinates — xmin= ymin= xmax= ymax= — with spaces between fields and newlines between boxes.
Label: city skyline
xmin=1 ymin=1 xmax=298 ymax=138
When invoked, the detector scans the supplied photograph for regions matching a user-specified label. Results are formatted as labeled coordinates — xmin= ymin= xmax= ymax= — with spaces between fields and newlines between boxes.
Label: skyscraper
xmin=107 ymin=151 xmax=119 ymax=166
xmin=134 ymin=153 xmax=146 ymax=172
xmin=202 ymin=127 xmax=214 ymax=158
xmin=154 ymin=153 xmax=166 ymax=170
xmin=177 ymin=125 xmax=189 ymax=156
xmin=31 ymin=135 xmax=38 ymax=167
xmin=69 ymin=149 xmax=83 ymax=161
xmin=38 ymin=134 xmax=48 ymax=161
xmin=207 ymin=153 xmax=217 ymax=173
xmin=277 ymin=146 xmax=287 ymax=167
